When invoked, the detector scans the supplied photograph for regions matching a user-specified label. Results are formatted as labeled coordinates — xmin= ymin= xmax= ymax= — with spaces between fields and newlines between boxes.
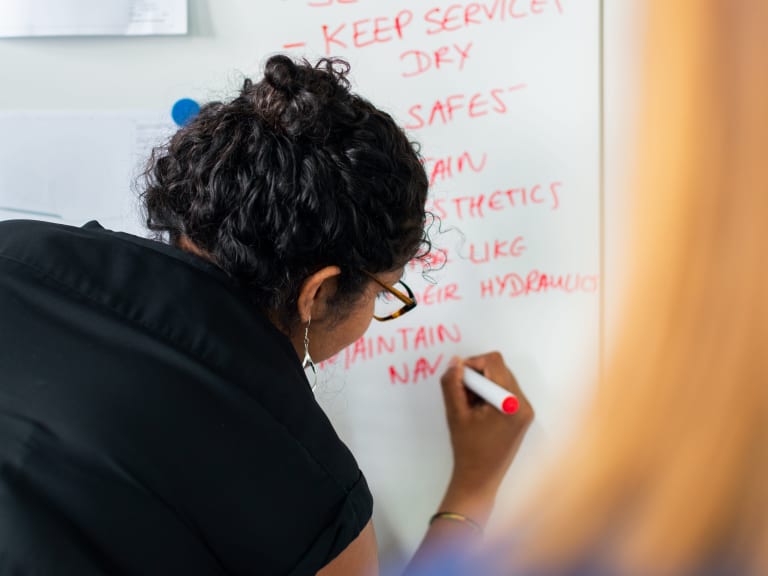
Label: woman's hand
xmin=437 ymin=351 xmax=534 ymax=525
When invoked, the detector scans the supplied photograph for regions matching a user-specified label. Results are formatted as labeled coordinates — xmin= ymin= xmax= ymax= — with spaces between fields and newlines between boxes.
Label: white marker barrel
xmin=462 ymin=369 xmax=519 ymax=414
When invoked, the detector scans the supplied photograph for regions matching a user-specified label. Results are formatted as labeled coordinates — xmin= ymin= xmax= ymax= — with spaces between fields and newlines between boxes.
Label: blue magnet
xmin=171 ymin=98 xmax=201 ymax=127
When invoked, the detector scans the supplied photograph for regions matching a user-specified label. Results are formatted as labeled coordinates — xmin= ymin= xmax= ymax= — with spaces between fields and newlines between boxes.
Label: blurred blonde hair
xmin=517 ymin=1 xmax=768 ymax=573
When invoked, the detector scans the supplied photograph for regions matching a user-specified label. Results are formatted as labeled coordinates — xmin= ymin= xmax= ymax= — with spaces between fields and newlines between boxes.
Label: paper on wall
xmin=0 ymin=0 xmax=187 ymax=37
xmin=0 ymin=111 xmax=176 ymax=235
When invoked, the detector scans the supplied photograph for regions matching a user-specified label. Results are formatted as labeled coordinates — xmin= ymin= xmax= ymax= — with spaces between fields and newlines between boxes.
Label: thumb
xmin=440 ymin=356 xmax=471 ymax=421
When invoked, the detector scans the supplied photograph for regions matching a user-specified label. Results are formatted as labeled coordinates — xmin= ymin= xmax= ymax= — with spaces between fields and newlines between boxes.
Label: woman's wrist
xmin=437 ymin=482 xmax=498 ymax=530
xmin=429 ymin=511 xmax=483 ymax=535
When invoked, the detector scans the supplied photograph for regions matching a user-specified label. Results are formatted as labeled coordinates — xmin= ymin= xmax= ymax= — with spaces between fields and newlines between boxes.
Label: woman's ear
xmin=296 ymin=266 xmax=342 ymax=323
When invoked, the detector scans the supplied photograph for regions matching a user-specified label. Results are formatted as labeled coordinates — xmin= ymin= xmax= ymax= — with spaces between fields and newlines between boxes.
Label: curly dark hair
xmin=141 ymin=54 xmax=430 ymax=329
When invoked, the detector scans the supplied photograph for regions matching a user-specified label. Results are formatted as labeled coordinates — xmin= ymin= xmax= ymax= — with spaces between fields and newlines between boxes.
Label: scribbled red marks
xmin=404 ymin=86 xmax=527 ymax=130
xmin=427 ymin=181 xmax=562 ymax=220
xmin=480 ymin=270 xmax=599 ymax=298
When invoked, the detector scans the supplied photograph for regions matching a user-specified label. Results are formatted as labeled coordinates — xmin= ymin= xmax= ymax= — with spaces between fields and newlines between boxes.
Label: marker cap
xmin=502 ymin=396 xmax=519 ymax=414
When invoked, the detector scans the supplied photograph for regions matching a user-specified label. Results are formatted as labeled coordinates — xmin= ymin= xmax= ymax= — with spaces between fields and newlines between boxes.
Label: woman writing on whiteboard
xmin=0 ymin=55 xmax=532 ymax=575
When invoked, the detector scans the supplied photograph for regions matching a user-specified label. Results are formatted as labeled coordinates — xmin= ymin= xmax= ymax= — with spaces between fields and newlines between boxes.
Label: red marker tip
xmin=501 ymin=396 xmax=519 ymax=415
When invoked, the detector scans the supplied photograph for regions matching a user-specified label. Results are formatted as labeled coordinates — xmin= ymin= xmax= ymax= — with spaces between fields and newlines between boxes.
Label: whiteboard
xmin=0 ymin=0 xmax=601 ymax=567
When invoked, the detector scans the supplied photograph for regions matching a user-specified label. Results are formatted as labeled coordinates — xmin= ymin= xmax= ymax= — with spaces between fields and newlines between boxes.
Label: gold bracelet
xmin=429 ymin=511 xmax=483 ymax=535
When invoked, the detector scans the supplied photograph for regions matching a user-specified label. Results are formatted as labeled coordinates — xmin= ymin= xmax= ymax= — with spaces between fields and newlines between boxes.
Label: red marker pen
xmin=463 ymin=368 xmax=519 ymax=414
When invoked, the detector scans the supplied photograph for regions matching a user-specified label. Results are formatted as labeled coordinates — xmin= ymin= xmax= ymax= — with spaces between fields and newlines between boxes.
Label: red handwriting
xmin=407 ymin=237 xmax=528 ymax=274
xmin=480 ymin=269 xmax=599 ymax=298
xmin=427 ymin=181 xmax=562 ymax=220
xmin=424 ymin=0 xmax=564 ymax=35
xmin=342 ymin=323 xmax=462 ymax=369
xmin=409 ymin=239 xmax=527 ymax=269
xmin=411 ymin=282 xmax=463 ymax=306
xmin=400 ymin=42 xmax=473 ymax=77
xmin=389 ymin=353 xmax=445 ymax=384
xmin=465 ymin=237 xmax=527 ymax=263
xmin=290 ymin=1 xmax=565 ymax=57
xmin=408 ymin=247 xmax=450 ymax=272
xmin=404 ymin=85 xmax=526 ymax=130
xmin=321 ymin=10 xmax=413 ymax=53
xmin=423 ymin=150 xmax=487 ymax=187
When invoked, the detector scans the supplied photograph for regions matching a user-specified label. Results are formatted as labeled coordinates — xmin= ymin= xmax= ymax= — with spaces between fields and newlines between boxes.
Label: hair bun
xmin=264 ymin=55 xmax=300 ymax=95
xmin=253 ymin=55 xmax=355 ymax=139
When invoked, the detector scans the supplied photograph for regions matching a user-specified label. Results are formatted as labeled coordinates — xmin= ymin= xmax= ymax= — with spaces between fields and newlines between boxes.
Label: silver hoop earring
xmin=302 ymin=317 xmax=318 ymax=391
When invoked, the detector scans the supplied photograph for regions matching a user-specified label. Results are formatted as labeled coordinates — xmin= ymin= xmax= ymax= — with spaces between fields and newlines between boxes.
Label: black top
xmin=0 ymin=220 xmax=372 ymax=576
